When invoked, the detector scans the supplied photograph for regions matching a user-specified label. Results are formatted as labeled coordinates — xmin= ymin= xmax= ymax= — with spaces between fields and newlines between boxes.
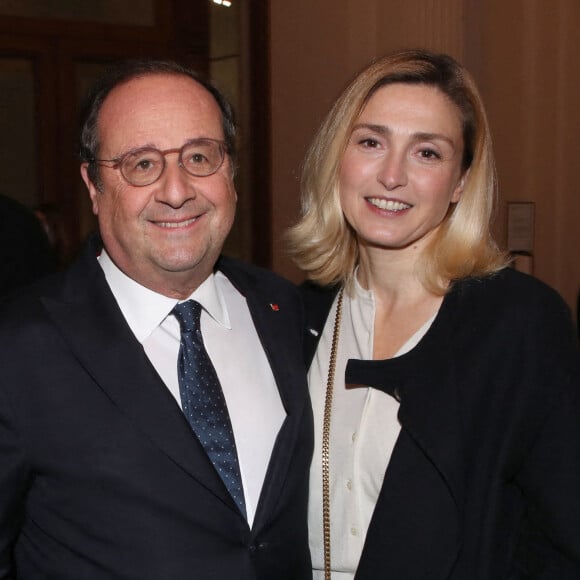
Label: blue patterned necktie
xmin=173 ymin=300 xmax=246 ymax=517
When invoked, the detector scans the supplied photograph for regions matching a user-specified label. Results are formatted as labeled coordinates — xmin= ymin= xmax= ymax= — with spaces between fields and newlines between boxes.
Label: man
xmin=0 ymin=60 xmax=312 ymax=579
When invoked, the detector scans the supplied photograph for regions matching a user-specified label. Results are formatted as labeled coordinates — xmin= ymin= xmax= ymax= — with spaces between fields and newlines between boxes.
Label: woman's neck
xmin=357 ymin=244 xmax=423 ymax=301
xmin=356 ymin=245 xmax=445 ymax=360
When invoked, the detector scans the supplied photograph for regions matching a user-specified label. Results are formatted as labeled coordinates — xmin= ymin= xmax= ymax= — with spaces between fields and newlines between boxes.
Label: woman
xmin=288 ymin=50 xmax=580 ymax=579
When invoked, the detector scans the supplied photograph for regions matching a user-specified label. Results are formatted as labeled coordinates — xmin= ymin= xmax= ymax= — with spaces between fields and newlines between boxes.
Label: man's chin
xmin=154 ymin=250 xmax=218 ymax=277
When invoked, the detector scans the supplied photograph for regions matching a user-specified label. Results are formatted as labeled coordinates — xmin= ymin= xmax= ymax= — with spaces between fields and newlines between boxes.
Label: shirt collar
xmin=182 ymin=270 xmax=232 ymax=331
xmin=98 ymin=250 xmax=231 ymax=343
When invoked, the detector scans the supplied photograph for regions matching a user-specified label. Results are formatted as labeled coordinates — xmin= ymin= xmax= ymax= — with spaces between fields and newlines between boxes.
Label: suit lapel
xmin=217 ymin=257 xmax=310 ymax=531
xmin=41 ymin=247 xmax=236 ymax=513
xmin=301 ymin=281 xmax=339 ymax=368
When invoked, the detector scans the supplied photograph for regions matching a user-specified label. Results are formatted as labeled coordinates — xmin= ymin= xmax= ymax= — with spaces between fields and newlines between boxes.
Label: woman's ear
xmin=451 ymin=168 xmax=470 ymax=203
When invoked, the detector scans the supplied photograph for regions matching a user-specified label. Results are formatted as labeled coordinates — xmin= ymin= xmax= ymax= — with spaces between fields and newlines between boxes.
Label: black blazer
xmin=303 ymin=269 xmax=580 ymax=579
xmin=0 ymin=239 xmax=313 ymax=580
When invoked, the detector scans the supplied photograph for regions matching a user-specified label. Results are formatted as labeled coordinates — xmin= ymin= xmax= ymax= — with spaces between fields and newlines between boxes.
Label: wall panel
xmin=270 ymin=0 xmax=579 ymax=313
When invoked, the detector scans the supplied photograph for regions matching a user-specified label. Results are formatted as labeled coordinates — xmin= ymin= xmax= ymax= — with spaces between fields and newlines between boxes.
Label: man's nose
xmin=377 ymin=151 xmax=408 ymax=190
xmin=154 ymin=155 xmax=196 ymax=206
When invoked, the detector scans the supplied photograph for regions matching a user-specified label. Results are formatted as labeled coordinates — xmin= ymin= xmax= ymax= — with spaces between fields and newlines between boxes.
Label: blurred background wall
xmin=270 ymin=0 xmax=580 ymax=316
xmin=0 ymin=0 xmax=578 ymax=316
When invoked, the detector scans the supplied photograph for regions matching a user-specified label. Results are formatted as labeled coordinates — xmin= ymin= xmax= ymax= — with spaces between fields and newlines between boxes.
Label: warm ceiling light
xmin=212 ymin=0 xmax=232 ymax=6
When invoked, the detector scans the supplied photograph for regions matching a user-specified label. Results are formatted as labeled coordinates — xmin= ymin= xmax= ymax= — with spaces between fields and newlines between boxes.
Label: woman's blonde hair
xmin=287 ymin=49 xmax=508 ymax=294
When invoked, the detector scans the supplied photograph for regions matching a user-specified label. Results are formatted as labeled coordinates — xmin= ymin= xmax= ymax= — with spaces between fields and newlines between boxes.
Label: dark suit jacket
xmin=0 ymin=238 xmax=313 ymax=580
xmin=302 ymin=269 xmax=580 ymax=579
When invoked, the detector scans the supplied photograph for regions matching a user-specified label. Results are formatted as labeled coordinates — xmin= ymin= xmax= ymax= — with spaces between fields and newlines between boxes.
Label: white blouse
xmin=308 ymin=280 xmax=434 ymax=579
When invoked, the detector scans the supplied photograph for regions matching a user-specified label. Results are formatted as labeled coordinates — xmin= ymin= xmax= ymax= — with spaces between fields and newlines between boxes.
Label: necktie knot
xmin=173 ymin=299 xmax=202 ymax=333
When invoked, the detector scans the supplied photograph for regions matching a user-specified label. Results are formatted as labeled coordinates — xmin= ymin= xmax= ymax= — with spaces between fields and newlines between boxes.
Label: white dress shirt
xmin=308 ymin=278 xmax=434 ymax=579
xmin=98 ymin=251 xmax=286 ymax=527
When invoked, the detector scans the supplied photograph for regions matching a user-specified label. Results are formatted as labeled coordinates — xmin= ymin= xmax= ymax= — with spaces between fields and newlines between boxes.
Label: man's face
xmin=81 ymin=73 xmax=237 ymax=298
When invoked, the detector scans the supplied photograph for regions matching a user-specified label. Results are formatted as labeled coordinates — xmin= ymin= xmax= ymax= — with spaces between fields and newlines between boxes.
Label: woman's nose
xmin=377 ymin=152 xmax=408 ymax=190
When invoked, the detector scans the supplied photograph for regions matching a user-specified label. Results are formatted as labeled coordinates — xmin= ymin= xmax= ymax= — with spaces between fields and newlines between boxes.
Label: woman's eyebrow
xmin=352 ymin=123 xmax=456 ymax=148
xmin=351 ymin=123 xmax=389 ymax=136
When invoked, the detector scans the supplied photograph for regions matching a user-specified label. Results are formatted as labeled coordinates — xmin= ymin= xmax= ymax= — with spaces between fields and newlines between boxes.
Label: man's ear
xmin=80 ymin=163 xmax=100 ymax=216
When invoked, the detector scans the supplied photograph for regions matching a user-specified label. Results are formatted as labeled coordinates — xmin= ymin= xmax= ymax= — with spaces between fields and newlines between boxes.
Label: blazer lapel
xmin=304 ymin=281 xmax=464 ymax=578
xmin=41 ymin=248 xmax=236 ymax=513
xmin=347 ymin=290 xmax=465 ymax=579
xmin=349 ymin=356 xmax=463 ymax=578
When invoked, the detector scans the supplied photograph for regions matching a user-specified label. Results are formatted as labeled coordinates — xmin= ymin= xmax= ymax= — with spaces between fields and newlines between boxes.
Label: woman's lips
xmin=367 ymin=197 xmax=412 ymax=211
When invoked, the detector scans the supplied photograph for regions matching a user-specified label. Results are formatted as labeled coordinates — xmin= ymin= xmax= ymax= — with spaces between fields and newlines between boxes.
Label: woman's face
xmin=339 ymin=83 xmax=466 ymax=254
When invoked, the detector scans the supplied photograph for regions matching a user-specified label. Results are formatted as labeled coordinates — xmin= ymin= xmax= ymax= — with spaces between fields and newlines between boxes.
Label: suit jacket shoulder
xmin=217 ymin=254 xmax=301 ymax=304
xmin=299 ymin=280 xmax=339 ymax=367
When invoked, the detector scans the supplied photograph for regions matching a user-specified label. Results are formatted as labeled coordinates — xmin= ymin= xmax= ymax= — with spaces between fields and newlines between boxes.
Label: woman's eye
xmin=418 ymin=148 xmax=441 ymax=160
xmin=358 ymin=138 xmax=381 ymax=149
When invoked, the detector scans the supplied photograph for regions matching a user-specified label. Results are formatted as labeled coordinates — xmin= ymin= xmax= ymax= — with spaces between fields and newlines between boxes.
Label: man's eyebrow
xmin=109 ymin=143 xmax=158 ymax=158
xmin=351 ymin=123 xmax=456 ymax=147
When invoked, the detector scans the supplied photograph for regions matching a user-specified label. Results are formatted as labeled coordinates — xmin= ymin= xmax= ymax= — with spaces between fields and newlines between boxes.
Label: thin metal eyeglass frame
xmin=91 ymin=138 xmax=227 ymax=187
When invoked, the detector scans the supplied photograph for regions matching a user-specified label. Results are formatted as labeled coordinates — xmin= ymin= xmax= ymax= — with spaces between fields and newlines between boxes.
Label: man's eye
xmin=136 ymin=159 xmax=155 ymax=170
xmin=125 ymin=153 xmax=160 ymax=173
xmin=188 ymin=152 xmax=209 ymax=164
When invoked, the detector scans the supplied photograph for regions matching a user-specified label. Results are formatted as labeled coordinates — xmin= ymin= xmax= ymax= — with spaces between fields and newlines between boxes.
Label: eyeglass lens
xmin=120 ymin=140 xmax=224 ymax=186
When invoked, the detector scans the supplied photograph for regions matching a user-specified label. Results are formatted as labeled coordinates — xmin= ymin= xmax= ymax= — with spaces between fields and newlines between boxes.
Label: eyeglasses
xmin=92 ymin=138 xmax=227 ymax=187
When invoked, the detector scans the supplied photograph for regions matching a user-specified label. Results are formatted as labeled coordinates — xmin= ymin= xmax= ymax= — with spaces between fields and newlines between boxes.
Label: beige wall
xmin=269 ymin=0 xmax=580 ymax=315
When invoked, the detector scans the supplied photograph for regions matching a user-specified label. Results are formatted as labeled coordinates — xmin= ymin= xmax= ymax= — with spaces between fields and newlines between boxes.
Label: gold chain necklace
xmin=322 ymin=288 xmax=344 ymax=580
